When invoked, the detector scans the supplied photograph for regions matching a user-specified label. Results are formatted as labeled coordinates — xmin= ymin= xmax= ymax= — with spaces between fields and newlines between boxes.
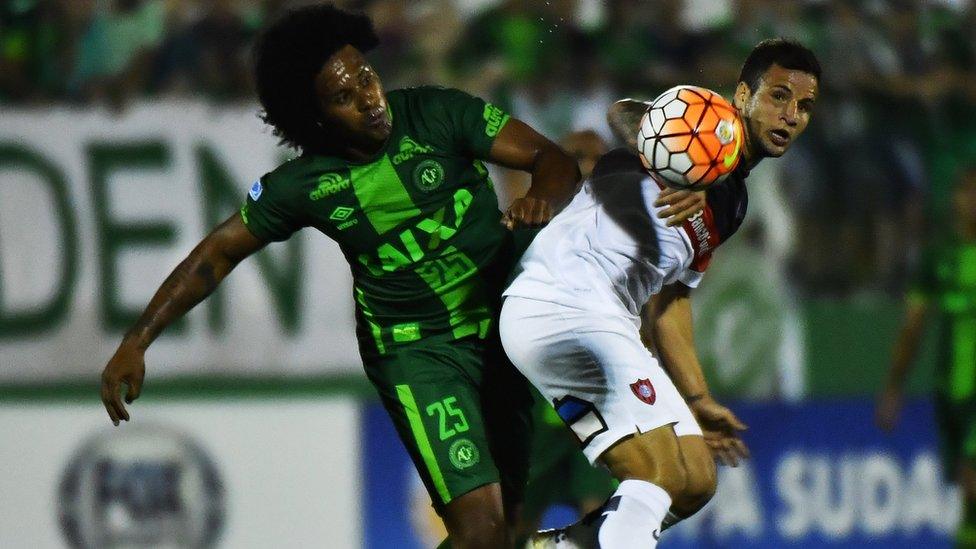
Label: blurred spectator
xmin=67 ymin=0 xmax=172 ymax=107
xmin=153 ymin=0 xmax=256 ymax=100
xmin=1 ymin=0 xmax=975 ymax=300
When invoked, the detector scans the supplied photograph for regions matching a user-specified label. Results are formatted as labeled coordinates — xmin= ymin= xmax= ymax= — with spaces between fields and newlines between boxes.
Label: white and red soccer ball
xmin=637 ymin=85 xmax=744 ymax=190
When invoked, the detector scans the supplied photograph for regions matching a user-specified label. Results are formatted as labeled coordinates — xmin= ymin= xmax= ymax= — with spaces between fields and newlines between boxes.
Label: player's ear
xmin=733 ymin=82 xmax=750 ymax=111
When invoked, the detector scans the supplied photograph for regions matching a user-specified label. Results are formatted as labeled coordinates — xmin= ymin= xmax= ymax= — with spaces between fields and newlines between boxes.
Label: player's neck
xmin=739 ymin=129 xmax=761 ymax=172
xmin=340 ymin=140 xmax=387 ymax=162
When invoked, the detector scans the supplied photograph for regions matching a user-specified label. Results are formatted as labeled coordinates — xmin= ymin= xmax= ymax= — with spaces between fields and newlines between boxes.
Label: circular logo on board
xmin=448 ymin=439 xmax=480 ymax=470
xmin=413 ymin=160 xmax=445 ymax=192
xmin=59 ymin=424 xmax=224 ymax=548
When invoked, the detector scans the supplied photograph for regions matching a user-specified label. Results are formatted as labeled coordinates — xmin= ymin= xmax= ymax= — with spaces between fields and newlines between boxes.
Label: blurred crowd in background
xmin=2 ymin=0 xmax=976 ymax=298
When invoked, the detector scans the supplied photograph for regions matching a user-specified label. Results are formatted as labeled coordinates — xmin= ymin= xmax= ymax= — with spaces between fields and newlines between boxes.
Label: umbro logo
xmin=329 ymin=206 xmax=357 ymax=230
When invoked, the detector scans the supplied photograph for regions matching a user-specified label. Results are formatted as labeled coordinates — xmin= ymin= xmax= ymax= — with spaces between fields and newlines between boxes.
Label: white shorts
xmin=499 ymin=295 xmax=703 ymax=464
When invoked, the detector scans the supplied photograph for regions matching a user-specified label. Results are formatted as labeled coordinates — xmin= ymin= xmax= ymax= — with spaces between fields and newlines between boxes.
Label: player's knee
xmin=622 ymin=456 xmax=689 ymax=498
xmin=602 ymin=428 xmax=688 ymax=498
xmin=680 ymin=467 xmax=717 ymax=512
xmin=673 ymin=450 xmax=717 ymax=515
xmin=441 ymin=489 xmax=510 ymax=549
xmin=448 ymin=515 xmax=508 ymax=549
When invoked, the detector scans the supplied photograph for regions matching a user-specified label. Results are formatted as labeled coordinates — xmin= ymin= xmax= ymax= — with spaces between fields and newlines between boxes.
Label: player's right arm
xmin=642 ymin=282 xmax=749 ymax=466
xmin=100 ymin=212 xmax=267 ymax=425
xmin=875 ymin=296 xmax=929 ymax=432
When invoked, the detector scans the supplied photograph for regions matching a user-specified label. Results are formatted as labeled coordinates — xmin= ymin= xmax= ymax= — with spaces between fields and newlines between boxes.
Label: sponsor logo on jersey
xmin=482 ymin=103 xmax=510 ymax=137
xmin=310 ymin=173 xmax=351 ymax=201
xmin=413 ymin=159 xmax=445 ymax=192
xmin=392 ymin=136 xmax=434 ymax=165
xmin=249 ymin=180 xmax=263 ymax=201
xmin=687 ymin=209 xmax=713 ymax=256
xmin=630 ymin=378 xmax=656 ymax=405
xmin=448 ymin=438 xmax=480 ymax=470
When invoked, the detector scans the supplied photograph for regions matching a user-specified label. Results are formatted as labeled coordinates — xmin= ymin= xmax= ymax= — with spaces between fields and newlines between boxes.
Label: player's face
xmin=735 ymin=64 xmax=818 ymax=160
xmin=314 ymin=45 xmax=391 ymax=156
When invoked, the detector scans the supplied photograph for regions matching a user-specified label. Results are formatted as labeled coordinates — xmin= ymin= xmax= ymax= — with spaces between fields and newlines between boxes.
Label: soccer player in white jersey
xmin=501 ymin=39 xmax=821 ymax=548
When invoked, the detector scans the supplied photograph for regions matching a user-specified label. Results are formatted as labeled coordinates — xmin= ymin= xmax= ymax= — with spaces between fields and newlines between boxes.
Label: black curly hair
xmin=738 ymin=38 xmax=821 ymax=93
xmin=253 ymin=4 xmax=380 ymax=152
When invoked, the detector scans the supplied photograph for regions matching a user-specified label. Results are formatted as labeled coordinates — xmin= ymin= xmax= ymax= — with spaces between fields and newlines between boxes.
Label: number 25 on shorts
xmin=426 ymin=396 xmax=469 ymax=441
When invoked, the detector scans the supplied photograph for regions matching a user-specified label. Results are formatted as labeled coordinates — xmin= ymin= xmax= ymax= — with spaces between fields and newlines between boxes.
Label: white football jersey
xmin=504 ymin=166 xmax=703 ymax=321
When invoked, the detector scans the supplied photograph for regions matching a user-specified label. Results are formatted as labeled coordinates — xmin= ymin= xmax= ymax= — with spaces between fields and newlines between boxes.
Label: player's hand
xmin=100 ymin=345 xmax=146 ymax=426
xmin=703 ymin=429 xmax=750 ymax=467
xmin=690 ymin=395 xmax=749 ymax=466
xmin=502 ymin=197 xmax=553 ymax=230
xmin=875 ymin=386 xmax=903 ymax=433
xmin=654 ymin=188 xmax=706 ymax=227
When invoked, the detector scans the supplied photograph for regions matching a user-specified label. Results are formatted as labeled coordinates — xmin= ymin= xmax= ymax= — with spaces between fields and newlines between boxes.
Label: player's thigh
xmin=365 ymin=338 xmax=503 ymax=511
xmin=599 ymin=424 xmax=687 ymax=497
xmin=480 ymin=330 xmax=535 ymax=511
xmin=675 ymin=435 xmax=717 ymax=506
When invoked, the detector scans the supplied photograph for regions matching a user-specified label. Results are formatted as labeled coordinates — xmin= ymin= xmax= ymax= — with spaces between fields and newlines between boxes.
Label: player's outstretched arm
xmin=486 ymin=117 xmax=581 ymax=229
xmin=643 ymin=283 xmax=749 ymax=466
xmin=100 ymin=212 xmax=267 ymax=425
xmin=876 ymin=297 xmax=929 ymax=432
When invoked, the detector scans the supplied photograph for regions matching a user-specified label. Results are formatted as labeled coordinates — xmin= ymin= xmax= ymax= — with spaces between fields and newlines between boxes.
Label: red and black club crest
xmin=630 ymin=378 xmax=656 ymax=405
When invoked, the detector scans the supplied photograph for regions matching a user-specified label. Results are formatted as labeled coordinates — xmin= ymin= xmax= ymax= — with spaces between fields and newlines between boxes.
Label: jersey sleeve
xmin=239 ymin=175 xmax=305 ymax=242
xmin=677 ymin=269 xmax=705 ymax=289
xmin=422 ymin=87 xmax=511 ymax=158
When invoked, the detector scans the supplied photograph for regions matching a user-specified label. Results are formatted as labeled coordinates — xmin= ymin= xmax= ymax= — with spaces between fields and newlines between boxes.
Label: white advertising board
xmin=0 ymin=102 xmax=362 ymax=381
xmin=0 ymin=398 xmax=361 ymax=548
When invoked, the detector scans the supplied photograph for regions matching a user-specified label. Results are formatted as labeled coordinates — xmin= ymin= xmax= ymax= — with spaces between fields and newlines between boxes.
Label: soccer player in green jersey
xmin=877 ymin=167 xmax=976 ymax=548
xmin=99 ymin=4 xmax=580 ymax=547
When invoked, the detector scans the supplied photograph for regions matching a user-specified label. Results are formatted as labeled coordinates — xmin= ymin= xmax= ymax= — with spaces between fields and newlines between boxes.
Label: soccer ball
xmin=637 ymin=85 xmax=743 ymax=190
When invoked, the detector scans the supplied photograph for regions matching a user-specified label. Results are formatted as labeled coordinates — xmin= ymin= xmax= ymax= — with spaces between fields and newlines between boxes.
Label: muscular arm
xmin=487 ymin=117 xmax=581 ymax=228
xmin=642 ymin=283 xmax=749 ymax=464
xmin=122 ymin=213 xmax=266 ymax=349
xmin=641 ymin=283 xmax=708 ymax=398
xmin=100 ymin=212 xmax=266 ymax=424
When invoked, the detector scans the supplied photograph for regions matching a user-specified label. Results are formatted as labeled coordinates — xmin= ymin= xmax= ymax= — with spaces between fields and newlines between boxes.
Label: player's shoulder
xmin=260 ymin=154 xmax=343 ymax=197
xmin=391 ymin=86 xmax=482 ymax=107
xmin=591 ymin=148 xmax=648 ymax=181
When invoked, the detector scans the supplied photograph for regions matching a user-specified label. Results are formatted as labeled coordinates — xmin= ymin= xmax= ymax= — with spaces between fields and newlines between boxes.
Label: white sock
xmin=596 ymin=479 xmax=672 ymax=548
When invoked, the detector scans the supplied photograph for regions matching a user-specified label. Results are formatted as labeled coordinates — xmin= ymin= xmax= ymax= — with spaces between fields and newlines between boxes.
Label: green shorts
xmin=522 ymin=397 xmax=616 ymax=519
xmin=365 ymin=331 xmax=534 ymax=509
xmin=936 ymin=395 xmax=976 ymax=482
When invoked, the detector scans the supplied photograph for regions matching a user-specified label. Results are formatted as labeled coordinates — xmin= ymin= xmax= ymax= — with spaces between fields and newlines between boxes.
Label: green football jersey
xmin=911 ymin=241 xmax=976 ymax=401
xmin=241 ymin=87 xmax=513 ymax=356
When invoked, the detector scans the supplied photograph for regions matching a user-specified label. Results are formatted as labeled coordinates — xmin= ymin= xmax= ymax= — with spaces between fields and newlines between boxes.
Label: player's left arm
xmin=643 ymin=282 xmax=749 ymax=465
xmin=486 ymin=118 xmax=581 ymax=229
xmin=607 ymin=98 xmax=706 ymax=225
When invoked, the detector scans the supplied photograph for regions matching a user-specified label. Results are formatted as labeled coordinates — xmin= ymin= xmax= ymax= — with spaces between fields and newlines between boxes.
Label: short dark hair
xmin=253 ymin=3 xmax=380 ymax=152
xmin=738 ymin=38 xmax=822 ymax=92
